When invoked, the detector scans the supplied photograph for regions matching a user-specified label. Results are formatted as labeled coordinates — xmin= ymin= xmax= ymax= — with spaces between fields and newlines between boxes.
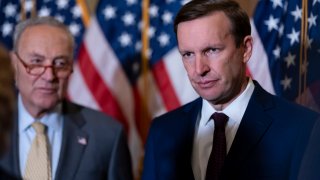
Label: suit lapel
xmin=181 ymin=98 xmax=202 ymax=180
xmin=55 ymin=102 xmax=88 ymax=180
xmin=8 ymin=114 xmax=22 ymax=177
xmin=224 ymin=82 xmax=275 ymax=174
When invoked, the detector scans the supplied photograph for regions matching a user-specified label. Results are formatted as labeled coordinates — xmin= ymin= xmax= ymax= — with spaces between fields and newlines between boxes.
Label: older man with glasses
xmin=0 ymin=16 xmax=133 ymax=180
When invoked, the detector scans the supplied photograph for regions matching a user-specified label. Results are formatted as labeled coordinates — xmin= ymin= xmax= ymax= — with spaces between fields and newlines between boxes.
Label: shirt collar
xmin=18 ymin=94 xmax=63 ymax=133
xmin=201 ymin=79 xmax=255 ymax=124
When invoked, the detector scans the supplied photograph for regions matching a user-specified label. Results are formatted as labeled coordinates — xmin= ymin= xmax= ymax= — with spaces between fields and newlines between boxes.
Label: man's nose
xmin=195 ymin=55 xmax=210 ymax=76
xmin=41 ymin=66 xmax=56 ymax=81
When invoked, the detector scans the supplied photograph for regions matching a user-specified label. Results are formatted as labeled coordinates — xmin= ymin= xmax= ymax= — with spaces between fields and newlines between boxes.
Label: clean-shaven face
xmin=12 ymin=25 xmax=73 ymax=117
xmin=177 ymin=11 xmax=252 ymax=109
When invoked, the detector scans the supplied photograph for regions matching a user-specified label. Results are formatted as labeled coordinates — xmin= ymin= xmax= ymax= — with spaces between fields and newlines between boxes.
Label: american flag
xmin=0 ymin=0 xmax=85 ymax=56
xmin=1 ymin=0 xmax=319 ymax=178
xmin=251 ymin=0 xmax=320 ymax=112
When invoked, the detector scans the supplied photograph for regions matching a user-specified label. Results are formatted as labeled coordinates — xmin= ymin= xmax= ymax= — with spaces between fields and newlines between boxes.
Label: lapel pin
xmin=77 ymin=136 xmax=87 ymax=145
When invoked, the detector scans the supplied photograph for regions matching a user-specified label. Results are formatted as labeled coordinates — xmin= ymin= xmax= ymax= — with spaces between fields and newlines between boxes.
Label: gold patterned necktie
xmin=24 ymin=122 xmax=52 ymax=180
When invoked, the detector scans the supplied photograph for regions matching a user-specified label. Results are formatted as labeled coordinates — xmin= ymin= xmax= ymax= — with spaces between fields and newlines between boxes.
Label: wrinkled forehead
xmin=17 ymin=25 xmax=74 ymax=58
xmin=17 ymin=25 xmax=73 ymax=52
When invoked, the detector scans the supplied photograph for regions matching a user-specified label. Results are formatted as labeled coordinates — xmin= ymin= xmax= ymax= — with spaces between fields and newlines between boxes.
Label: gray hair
xmin=13 ymin=16 xmax=75 ymax=55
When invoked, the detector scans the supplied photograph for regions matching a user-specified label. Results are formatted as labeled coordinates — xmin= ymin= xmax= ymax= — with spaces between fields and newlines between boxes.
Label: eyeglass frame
xmin=14 ymin=52 xmax=73 ymax=78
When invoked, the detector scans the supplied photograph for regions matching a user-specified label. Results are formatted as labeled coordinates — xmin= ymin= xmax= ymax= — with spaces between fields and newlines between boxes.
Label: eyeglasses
xmin=15 ymin=52 xmax=73 ymax=78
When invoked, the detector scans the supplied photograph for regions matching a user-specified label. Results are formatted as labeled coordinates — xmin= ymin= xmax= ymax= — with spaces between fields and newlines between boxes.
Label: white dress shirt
xmin=192 ymin=79 xmax=255 ymax=180
xmin=18 ymin=95 xmax=63 ymax=180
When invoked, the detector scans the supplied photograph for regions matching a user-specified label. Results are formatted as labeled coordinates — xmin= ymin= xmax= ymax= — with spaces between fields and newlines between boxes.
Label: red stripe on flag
xmin=152 ymin=60 xmax=181 ymax=111
xmin=77 ymin=43 xmax=129 ymax=133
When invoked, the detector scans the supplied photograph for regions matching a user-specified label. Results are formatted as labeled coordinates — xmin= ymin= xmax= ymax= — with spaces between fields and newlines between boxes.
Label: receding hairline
xmin=13 ymin=17 xmax=75 ymax=53
xmin=176 ymin=10 xmax=233 ymax=34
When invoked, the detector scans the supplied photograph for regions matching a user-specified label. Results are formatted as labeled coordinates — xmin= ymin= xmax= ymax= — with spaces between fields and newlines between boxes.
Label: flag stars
xmin=119 ymin=32 xmax=132 ymax=47
xmin=1 ymin=22 xmax=13 ymax=37
xmin=103 ymin=6 xmax=116 ymax=20
xmin=162 ymin=11 xmax=173 ymax=25
xmin=281 ymin=75 xmax=292 ymax=91
xmin=291 ymin=5 xmax=302 ymax=22
xmin=278 ymin=24 xmax=284 ymax=37
xmin=71 ymin=5 xmax=82 ymax=18
xmin=135 ymin=41 xmax=142 ymax=52
xmin=69 ymin=23 xmax=81 ymax=36
xmin=284 ymin=52 xmax=295 ymax=68
xmin=122 ymin=12 xmax=135 ymax=26
xmin=148 ymin=26 xmax=156 ymax=38
xmin=287 ymin=28 xmax=299 ymax=45
xmin=264 ymin=15 xmax=279 ymax=32
xmin=158 ymin=33 xmax=170 ymax=47
xmin=313 ymin=0 xmax=320 ymax=5
xmin=273 ymin=45 xmax=281 ymax=59
xmin=149 ymin=5 xmax=159 ymax=18
xmin=283 ymin=1 xmax=288 ymax=12
xmin=308 ymin=13 xmax=317 ymax=29
xmin=55 ymin=14 xmax=65 ymax=22
xmin=39 ymin=7 xmax=51 ymax=17
xmin=271 ymin=0 xmax=283 ymax=9
xmin=307 ymin=36 xmax=313 ymax=49
xmin=142 ymin=48 xmax=152 ymax=59
xmin=24 ymin=0 xmax=33 ymax=13
xmin=146 ymin=48 xmax=153 ymax=59
xmin=126 ymin=0 xmax=137 ymax=5
xmin=56 ymin=0 xmax=69 ymax=9
xmin=181 ymin=0 xmax=191 ymax=5
xmin=4 ymin=3 xmax=17 ymax=18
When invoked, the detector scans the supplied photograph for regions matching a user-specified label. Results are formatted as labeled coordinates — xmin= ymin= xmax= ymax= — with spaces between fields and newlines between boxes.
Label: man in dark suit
xmin=142 ymin=0 xmax=320 ymax=179
xmin=0 ymin=17 xmax=132 ymax=180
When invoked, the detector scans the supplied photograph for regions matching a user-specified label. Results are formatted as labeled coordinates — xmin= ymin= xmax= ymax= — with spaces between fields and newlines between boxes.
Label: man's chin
xmin=34 ymin=98 xmax=60 ymax=110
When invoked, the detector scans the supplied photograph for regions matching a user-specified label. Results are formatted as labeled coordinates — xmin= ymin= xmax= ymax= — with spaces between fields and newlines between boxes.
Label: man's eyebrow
xmin=26 ymin=52 xmax=45 ymax=59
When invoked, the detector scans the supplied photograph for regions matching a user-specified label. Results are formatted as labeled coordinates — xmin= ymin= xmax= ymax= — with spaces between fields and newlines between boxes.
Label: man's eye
xmin=206 ymin=48 xmax=219 ymax=55
xmin=54 ymin=60 xmax=68 ymax=68
xmin=30 ymin=58 xmax=43 ymax=64
xmin=182 ymin=52 xmax=193 ymax=58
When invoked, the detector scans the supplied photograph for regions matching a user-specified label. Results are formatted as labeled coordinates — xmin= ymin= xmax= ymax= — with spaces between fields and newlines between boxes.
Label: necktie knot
xmin=212 ymin=112 xmax=228 ymax=129
xmin=32 ymin=122 xmax=46 ymax=135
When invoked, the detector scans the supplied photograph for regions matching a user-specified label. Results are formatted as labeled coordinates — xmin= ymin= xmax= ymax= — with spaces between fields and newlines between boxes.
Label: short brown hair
xmin=174 ymin=0 xmax=251 ymax=47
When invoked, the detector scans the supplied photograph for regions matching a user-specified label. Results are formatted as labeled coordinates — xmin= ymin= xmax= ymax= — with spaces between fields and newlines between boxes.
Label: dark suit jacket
xmin=298 ymin=116 xmax=320 ymax=180
xmin=0 ymin=100 xmax=133 ymax=180
xmin=142 ymin=81 xmax=320 ymax=180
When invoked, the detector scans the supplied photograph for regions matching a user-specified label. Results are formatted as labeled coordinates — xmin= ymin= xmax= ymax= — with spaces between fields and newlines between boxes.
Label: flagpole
xmin=76 ymin=0 xmax=91 ymax=27
xmin=298 ymin=0 xmax=308 ymax=105
xmin=139 ymin=0 xmax=151 ymax=178
xmin=20 ymin=0 xmax=26 ymax=20
xmin=141 ymin=0 xmax=152 ymax=141
xmin=31 ymin=0 xmax=37 ymax=18
xmin=302 ymin=0 xmax=308 ymax=105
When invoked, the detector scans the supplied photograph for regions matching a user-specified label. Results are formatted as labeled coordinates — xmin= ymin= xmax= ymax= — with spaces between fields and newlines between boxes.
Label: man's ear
xmin=9 ymin=51 xmax=19 ymax=80
xmin=10 ymin=51 xmax=18 ymax=72
xmin=242 ymin=35 xmax=253 ymax=63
